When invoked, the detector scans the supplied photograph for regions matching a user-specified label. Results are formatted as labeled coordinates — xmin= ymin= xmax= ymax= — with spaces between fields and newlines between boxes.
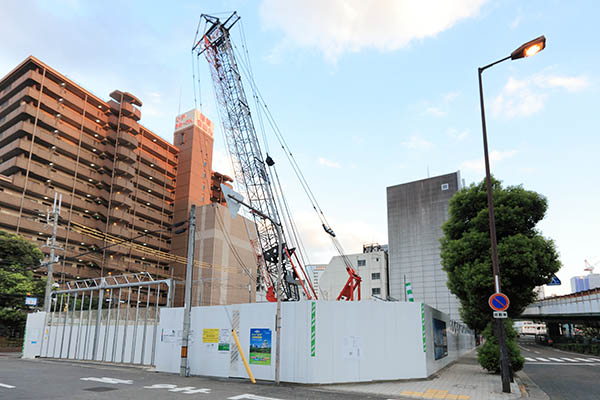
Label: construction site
xmin=9 ymin=12 xmax=475 ymax=383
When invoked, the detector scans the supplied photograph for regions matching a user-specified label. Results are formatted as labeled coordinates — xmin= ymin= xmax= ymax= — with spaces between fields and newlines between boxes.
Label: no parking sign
xmin=488 ymin=292 xmax=510 ymax=312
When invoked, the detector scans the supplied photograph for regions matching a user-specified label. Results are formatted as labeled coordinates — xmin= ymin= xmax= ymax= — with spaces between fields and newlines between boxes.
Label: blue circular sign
xmin=488 ymin=293 xmax=510 ymax=311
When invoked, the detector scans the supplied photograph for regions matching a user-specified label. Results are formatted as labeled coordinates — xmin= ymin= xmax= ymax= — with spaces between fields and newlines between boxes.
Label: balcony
xmin=112 ymin=176 xmax=134 ymax=192
xmin=114 ymin=161 xmax=135 ymax=177
xmin=110 ymin=193 xmax=130 ymax=208
xmin=109 ymin=207 xmax=131 ymax=222
xmin=116 ymin=146 xmax=136 ymax=163
xmin=118 ymin=131 xmax=138 ymax=148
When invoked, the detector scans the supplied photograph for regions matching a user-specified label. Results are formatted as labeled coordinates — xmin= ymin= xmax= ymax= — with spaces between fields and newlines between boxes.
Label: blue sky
xmin=2 ymin=0 xmax=598 ymax=295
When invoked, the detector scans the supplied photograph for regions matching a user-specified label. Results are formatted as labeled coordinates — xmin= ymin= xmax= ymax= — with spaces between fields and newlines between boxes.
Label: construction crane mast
xmin=193 ymin=13 xmax=305 ymax=301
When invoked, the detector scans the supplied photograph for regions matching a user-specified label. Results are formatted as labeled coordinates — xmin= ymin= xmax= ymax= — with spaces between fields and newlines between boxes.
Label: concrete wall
xmin=155 ymin=301 xmax=474 ymax=383
xmin=387 ymin=172 xmax=462 ymax=320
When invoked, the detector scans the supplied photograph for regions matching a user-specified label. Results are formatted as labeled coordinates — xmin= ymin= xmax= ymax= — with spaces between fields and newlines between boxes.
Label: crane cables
xmin=230 ymin=41 xmax=356 ymax=272
xmin=233 ymin=25 xmax=317 ymax=295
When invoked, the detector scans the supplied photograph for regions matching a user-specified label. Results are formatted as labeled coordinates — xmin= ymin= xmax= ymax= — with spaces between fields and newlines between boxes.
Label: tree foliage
xmin=0 ymin=231 xmax=45 ymax=336
xmin=440 ymin=178 xmax=560 ymax=332
xmin=477 ymin=319 xmax=524 ymax=373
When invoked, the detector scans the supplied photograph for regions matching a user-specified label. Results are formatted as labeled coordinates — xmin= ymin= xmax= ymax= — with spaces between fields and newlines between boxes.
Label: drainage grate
xmin=84 ymin=387 xmax=119 ymax=392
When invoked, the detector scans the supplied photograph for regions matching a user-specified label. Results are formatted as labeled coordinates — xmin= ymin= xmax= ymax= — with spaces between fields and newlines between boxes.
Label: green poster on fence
xmin=249 ymin=328 xmax=272 ymax=365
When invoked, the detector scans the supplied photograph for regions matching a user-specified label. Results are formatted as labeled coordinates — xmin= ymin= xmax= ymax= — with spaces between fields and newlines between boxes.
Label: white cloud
xmin=510 ymin=15 xmax=521 ymax=29
xmin=260 ymin=0 xmax=487 ymax=61
xmin=443 ymin=91 xmax=460 ymax=103
xmin=424 ymin=106 xmax=447 ymax=117
xmin=212 ymin=148 xmax=235 ymax=178
xmin=318 ymin=157 xmax=341 ymax=168
xmin=492 ymin=72 xmax=589 ymax=118
xmin=461 ymin=149 xmax=518 ymax=172
xmin=447 ymin=128 xmax=470 ymax=141
xmin=401 ymin=135 xmax=433 ymax=150
xmin=292 ymin=211 xmax=386 ymax=264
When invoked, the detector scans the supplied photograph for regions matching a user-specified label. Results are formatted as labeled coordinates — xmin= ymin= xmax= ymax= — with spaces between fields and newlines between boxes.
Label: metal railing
xmin=39 ymin=272 xmax=172 ymax=366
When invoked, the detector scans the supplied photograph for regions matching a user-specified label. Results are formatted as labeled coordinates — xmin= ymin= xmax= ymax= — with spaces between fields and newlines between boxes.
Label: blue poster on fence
xmin=249 ymin=328 xmax=272 ymax=365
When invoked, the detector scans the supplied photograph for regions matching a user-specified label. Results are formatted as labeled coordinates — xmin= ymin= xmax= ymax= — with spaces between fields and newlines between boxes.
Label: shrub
xmin=477 ymin=320 xmax=524 ymax=373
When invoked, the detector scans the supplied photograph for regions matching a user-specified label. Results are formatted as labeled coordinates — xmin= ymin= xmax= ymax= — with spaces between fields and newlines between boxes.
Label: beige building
xmin=188 ymin=204 xmax=258 ymax=306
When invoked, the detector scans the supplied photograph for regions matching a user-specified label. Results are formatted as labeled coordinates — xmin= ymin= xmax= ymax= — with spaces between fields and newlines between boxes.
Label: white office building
xmin=318 ymin=248 xmax=388 ymax=300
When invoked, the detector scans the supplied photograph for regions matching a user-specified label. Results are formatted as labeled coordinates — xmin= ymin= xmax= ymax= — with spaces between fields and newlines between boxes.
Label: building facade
xmin=318 ymin=248 xmax=389 ymax=301
xmin=570 ymin=274 xmax=600 ymax=293
xmin=387 ymin=172 xmax=462 ymax=320
xmin=0 ymin=56 xmax=252 ymax=305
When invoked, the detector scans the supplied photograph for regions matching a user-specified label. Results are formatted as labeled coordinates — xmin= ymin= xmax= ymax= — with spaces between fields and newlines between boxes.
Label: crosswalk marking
xmin=524 ymin=356 xmax=600 ymax=364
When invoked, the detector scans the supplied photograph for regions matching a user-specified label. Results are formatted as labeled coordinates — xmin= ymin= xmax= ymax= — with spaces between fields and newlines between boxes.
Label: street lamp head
xmin=511 ymin=35 xmax=546 ymax=60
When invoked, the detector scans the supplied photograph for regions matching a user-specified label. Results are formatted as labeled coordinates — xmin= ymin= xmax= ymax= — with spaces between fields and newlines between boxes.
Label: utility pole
xmin=274 ymin=222 xmax=283 ymax=385
xmin=220 ymin=184 xmax=284 ymax=384
xmin=180 ymin=204 xmax=196 ymax=377
xmin=43 ymin=192 xmax=62 ymax=312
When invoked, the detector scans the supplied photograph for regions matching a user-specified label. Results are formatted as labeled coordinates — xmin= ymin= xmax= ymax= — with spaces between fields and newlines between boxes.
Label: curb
xmin=514 ymin=371 xmax=549 ymax=399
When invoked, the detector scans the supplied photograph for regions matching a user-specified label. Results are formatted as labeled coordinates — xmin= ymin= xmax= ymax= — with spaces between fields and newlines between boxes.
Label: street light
xmin=477 ymin=35 xmax=546 ymax=394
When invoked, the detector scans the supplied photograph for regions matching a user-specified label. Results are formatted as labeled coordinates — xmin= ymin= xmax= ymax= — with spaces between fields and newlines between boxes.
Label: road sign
xmin=493 ymin=311 xmax=508 ymax=319
xmin=488 ymin=292 xmax=510 ymax=312
xmin=547 ymin=275 xmax=561 ymax=286
xmin=24 ymin=297 xmax=38 ymax=306
xmin=220 ymin=184 xmax=243 ymax=219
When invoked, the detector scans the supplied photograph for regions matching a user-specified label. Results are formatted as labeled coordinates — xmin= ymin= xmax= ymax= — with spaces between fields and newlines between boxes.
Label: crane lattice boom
xmin=194 ymin=13 xmax=300 ymax=301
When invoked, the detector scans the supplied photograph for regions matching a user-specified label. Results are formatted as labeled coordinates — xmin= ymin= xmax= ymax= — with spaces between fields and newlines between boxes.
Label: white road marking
xmin=144 ymin=384 xmax=211 ymax=394
xmin=561 ymin=358 xmax=579 ymax=362
xmin=536 ymin=357 xmax=550 ymax=362
xmin=575 ymin=358 xmax=592 ymax=362
xmin=526 ymin=362 xmax=596 ymax=366
xmin=587 ymin=358 xmax=600 ymax=362
xmin=228 ymin=394 xmax=285 ymax=400
xmin=80 ymin=377 xmax=133 ymax=384
xmin=548 ymin=358 xmax=565 ymax=362
xmin=525 ymin=357 xmax=536 ymax=362
xmin=0 ymin=383 xmax=16 ymax=389
xmin=533 ymin=350 xmax=541 ymax=354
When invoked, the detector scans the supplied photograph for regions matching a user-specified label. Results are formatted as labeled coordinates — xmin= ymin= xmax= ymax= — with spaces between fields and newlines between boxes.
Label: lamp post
xmin=478 ymin=35 xmax=545 ymax=393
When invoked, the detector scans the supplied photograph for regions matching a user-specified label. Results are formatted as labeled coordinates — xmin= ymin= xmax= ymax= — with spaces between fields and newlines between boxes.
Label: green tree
xmin=440 ymin=178 xmax=560 ymax=332
xmin=477 ymin=319 xmax=524 ymax=373
xmin=0 ymin=231 xmax=45 ymax=337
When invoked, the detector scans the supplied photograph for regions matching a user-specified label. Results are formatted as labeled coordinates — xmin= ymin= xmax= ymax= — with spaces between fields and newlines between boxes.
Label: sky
xmin=2 ymin=0 xmax=598 ymax=296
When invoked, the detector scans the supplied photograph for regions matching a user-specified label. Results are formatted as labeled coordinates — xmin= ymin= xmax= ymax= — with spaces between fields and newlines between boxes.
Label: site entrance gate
xmin=38 ymin=272 xmax=172 ymax=366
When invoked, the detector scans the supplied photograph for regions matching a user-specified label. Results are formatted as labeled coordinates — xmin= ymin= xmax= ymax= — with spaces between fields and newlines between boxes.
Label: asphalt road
xmin=518 ymin=336 xmax=600 ymax=400
xmin=0 ymin=353 xmax=386 ymax=400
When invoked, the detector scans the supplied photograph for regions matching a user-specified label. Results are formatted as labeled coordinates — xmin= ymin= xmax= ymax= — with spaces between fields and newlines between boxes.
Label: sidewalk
xmin=323 ymin=350 xmax=526 ymax=400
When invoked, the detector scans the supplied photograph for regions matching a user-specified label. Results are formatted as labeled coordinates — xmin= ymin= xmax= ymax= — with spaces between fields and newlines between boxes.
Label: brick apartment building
xmin=0 ymin=56 xmax=254 ymax=305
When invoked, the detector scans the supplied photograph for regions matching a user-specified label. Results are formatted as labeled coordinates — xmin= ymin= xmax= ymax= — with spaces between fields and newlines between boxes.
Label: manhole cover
xmin=84 ymin=387 xmax=118 ymax=392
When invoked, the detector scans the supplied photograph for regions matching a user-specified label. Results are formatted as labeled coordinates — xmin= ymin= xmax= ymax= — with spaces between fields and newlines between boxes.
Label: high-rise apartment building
xmin=386 ymin=172 xmax=462 ymax=320
xmin=0 ymin=56 xmax=253 ymax=305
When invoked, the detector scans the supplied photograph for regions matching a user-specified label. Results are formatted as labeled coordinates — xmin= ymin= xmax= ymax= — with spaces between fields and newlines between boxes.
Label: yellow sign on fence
xmin=202 ymin=328 xmax=219 ymax=343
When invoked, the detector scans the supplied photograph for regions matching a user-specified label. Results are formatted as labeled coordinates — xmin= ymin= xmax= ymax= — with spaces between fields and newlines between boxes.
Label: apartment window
xmin=371 ymin=272 xmax=381 ymax=280
xmin=357 ymin=259 xmax=366 ymax=267
xmin=441 ymin=183 xmax=449 ymax=191
xmin=180 ymin=133 xmax=185 ymax=145
xmin=372 ymin=288 xmax=381 ymax=295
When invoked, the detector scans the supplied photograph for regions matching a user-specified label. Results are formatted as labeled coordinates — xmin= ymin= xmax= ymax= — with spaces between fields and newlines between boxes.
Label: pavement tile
xmin=323 ymin=350 xmax=522 ymax=400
